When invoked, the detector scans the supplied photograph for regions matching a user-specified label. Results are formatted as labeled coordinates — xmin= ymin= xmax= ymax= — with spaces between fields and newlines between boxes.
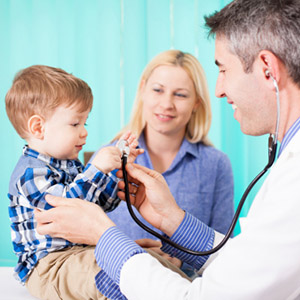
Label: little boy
xmin=5 ymin=65 xmax=141 ymax=299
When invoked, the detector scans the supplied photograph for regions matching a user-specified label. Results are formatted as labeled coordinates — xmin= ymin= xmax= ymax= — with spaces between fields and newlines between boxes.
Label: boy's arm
xmin=82 ymin=163 xmax=120 ymax=212
xmin=15 ymin=164 xmax=120 ymax=210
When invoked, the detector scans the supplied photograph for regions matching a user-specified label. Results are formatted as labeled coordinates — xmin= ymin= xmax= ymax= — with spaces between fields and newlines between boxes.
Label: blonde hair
xmin=5 ymin=65 xmax=93 ymax=139
xmin=115 ymin=50 xmax=212 ymax=145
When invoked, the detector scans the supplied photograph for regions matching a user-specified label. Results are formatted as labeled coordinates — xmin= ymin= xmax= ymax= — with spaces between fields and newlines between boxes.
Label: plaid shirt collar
xmin=23 ymin=145 xmax=83 ymax=173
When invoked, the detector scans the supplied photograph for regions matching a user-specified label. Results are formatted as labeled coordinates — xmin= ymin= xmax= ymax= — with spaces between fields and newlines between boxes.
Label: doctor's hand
xmin=136 ymin=238 xmax=183 ymax=268
xmin=35 ymin=195 xmax=115 ymax=245
xmin=117 ymin=163 xmax=185 ymax=237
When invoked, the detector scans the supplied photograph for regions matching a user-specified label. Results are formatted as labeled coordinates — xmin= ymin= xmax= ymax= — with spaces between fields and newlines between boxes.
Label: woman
xmin=101 ymin=50 xmax=234 ymax=275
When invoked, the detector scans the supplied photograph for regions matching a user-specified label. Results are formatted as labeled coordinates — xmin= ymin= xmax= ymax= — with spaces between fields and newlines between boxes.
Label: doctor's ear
xmin=258 ymin=50 xmax=280 ymax=83
xmin=28 ymin=115 xmax=45 ymax=139
xmin=265 ymin=69 xmax=272 ymax=78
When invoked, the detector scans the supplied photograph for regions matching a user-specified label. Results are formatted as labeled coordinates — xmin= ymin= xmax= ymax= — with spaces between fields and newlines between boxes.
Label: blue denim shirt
xmin=106 ymin=133 xmax=234 ymax=240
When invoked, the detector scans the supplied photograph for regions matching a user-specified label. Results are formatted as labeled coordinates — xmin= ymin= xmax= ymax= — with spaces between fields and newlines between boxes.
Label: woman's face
xmin=141 ymin=65 xmax=199 ymax=138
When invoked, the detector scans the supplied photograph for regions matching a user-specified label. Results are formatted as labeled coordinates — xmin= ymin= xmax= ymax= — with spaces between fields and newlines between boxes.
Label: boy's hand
xmin=91 ymin=146 xmax=122 ymax=174
xmin=91 ymin=131 xmax=143 ymax=174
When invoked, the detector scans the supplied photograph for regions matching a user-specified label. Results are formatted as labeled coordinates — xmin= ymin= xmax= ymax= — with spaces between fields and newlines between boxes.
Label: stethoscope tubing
xmin=122 ymin=141 xmax=277 ymax=256
xmin=122 ymin=73 xmax=280 ymax=255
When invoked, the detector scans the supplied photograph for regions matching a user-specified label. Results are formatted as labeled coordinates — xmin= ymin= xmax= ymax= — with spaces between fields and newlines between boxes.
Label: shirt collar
xmin=23 ymin=145 xmax=83 ymax=171
xmin=139 ymin=131 xmax=199 ymax=159
xmin=139 ymin=131 xmax=199 ymax=166
xmin=278 ymin=116 xmax=300 ymax=157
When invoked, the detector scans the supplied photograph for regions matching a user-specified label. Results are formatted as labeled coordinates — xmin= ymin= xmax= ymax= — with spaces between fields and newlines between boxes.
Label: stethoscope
xmin=119 ymin=69 xmax=280 ymax=256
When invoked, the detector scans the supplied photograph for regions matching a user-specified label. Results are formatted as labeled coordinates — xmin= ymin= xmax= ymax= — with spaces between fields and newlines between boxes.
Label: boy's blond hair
xmin=5 ymin=65 xmax=93 ymax=139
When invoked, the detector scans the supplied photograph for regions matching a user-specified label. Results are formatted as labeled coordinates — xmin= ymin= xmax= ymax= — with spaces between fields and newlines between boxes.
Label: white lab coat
xmin=120 ymin=130 xmax=300 ymax=300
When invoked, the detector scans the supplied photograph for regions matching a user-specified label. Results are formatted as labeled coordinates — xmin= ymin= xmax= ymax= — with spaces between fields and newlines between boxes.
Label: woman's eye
xmin=175 ymin=93 xmax=187 ymax=98
xmin=153 ymin=88 xmax=162 ymax=93
xmin=71 ymin=123 xmax=79 ymax=127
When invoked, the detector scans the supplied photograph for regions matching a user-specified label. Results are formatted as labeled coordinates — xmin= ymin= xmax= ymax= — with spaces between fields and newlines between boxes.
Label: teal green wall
xmin=0 ymin=0 xmax=268 ymax=266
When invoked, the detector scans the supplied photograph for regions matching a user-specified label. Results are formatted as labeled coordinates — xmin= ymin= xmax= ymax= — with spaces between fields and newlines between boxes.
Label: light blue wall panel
xmin=146 ymin=0 xmax=172 ymax=59
xmin=0 ymin=0 xmax=270 ymax=266
xmin=122 ymin=0 xmax=148 ymax=126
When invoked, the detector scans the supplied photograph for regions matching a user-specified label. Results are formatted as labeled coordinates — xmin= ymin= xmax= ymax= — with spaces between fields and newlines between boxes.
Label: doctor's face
xmin=214 ymin=36 xmax=276 ymax=136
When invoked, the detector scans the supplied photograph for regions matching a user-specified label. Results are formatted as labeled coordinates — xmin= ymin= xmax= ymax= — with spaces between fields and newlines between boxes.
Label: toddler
xmin=5 ymin=65 xmax=141 ymax=299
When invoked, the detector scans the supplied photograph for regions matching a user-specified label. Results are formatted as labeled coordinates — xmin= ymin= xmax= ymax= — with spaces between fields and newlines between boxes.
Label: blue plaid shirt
xmin=8 ymin=146 xmax=120 ymax=283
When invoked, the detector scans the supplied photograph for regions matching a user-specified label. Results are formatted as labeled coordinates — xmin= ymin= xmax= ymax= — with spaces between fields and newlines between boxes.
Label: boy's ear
xmin=28 ymin=115 xmax=45 ymax=139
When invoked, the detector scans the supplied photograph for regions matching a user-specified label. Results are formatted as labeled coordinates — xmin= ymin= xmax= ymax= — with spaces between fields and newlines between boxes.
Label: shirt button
xmin=67 ymin=161 xmax=73 ymax=168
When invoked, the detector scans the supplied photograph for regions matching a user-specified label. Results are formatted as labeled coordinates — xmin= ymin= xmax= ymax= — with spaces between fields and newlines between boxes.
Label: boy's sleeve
xmin=15 ymin=164 xmax=120 ymax=211
xmin=82 ymin=164 xmax=120 ymax=212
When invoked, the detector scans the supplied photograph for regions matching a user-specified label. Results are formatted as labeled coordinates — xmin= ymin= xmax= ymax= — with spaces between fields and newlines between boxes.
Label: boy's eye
xmin=71 ymin=123 xmax=79 ymax=127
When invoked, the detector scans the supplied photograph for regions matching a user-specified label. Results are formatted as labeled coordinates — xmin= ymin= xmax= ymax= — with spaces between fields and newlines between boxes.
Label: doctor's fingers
xmin=118 ymin=180 xmax=139 ymax=194
xmin=135 ymin=238 xmax=162 ymax=248
xmin=125 ymin=163 xmax=168 ymax=191
xmin=116 ymin=169 xmax=140 ymax=186
xmin=36 ymin=219 xmax=59 ymax=237
xmin=117 ymin=190 xmax=137 ymax=205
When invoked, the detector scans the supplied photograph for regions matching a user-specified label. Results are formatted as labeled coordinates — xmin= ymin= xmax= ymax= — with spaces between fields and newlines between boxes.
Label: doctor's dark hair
xmin=5 ymin=65 xmax=93 ymax=139
xmin=114 ymin=50 xmax=212 ymax=145
xmin=205 ymin=0 xmax=300 ymax=86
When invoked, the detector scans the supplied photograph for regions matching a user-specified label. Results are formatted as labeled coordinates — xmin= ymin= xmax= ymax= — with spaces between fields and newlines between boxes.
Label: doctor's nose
xmin=215 ymin=75 xmax=226 ymax=99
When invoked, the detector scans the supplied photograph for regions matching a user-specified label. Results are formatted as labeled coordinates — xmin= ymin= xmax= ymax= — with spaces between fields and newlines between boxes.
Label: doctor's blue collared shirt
xmin=94 ymin=120 xmax=300 ymax=299
xmin=94 ymin=212 xmax=215 ymax=299
xmin=278 ymin=116 xmax=300 ymax=156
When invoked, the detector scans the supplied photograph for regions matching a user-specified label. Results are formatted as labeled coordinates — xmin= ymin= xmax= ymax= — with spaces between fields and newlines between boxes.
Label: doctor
xmin=35 ymin=0 xmax=300 ymax=299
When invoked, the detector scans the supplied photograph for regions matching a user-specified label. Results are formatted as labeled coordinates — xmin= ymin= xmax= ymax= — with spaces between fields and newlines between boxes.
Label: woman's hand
xmin=117 ymin=131 xmax=144 ymax=163
xmin=136 ymin=238 xmax=182 ymax=268
xmin=117 ymin=163 xmax=185 ymax=237
xmin=35 ymin=195 xmax=115 ymax=245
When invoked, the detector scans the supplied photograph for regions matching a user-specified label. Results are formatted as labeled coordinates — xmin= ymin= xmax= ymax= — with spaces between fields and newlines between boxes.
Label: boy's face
xmin=41 ymin=104 xmax=89 ymax=160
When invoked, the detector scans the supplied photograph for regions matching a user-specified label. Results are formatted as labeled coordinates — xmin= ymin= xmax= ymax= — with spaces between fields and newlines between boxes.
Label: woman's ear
xmin=138 ymin=79 xmax=147 ymax=103
xmin=139 ymin=79 xmax=146 ymax=90
xmin=139 ymin=79 xmax=146 ymax=96
xmin=192 ymin=97 xmax=201 ymax=113
xmin=28 ymin=115 xmax=45 ymax=139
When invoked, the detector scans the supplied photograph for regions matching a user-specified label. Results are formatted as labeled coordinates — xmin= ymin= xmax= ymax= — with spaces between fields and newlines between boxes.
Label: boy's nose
xmin=80 ymin=127 xmax=88 ymax=138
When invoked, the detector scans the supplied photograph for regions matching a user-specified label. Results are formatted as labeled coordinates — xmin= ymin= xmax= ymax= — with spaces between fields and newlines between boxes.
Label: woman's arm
xmin=210 ymin=154 xmax=234 ymax=234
